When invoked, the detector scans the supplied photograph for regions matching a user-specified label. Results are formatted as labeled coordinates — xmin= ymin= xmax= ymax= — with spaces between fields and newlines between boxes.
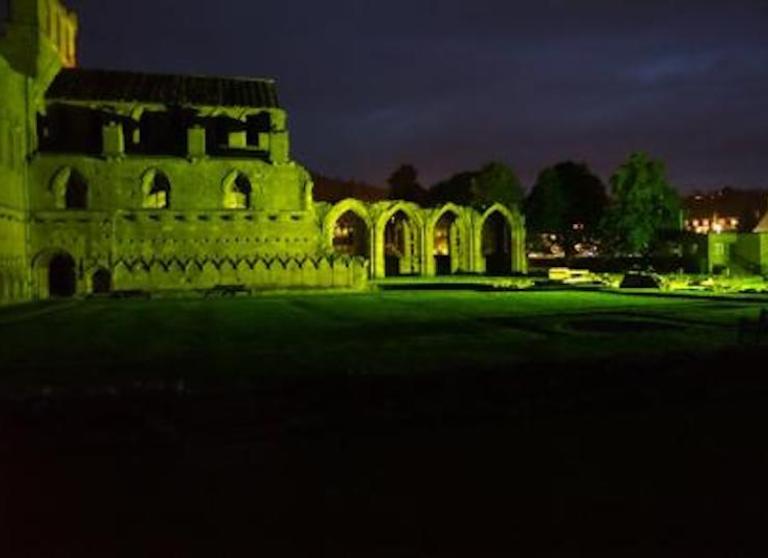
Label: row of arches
xmin=31 ymin=251 xmax=370 ymax=298
xmin=325 ymin=200 xmax=525 ymax=278
xmin=51 ymin=167 xmax=255 ymax=210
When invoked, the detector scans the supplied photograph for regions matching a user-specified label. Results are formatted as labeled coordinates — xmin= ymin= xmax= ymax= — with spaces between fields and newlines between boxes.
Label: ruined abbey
xmin=0 ymin=0 xmax=526 ymax=304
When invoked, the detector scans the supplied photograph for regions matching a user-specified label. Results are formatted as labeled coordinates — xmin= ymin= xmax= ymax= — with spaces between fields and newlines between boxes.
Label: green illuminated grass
xmin=1 ymin=290 xmax=766 ymax=388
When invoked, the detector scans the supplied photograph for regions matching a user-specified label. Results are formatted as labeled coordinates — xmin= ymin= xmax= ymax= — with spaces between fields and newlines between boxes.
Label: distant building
xmin=0 ymin=0 xmax=527 ymax=305
xmin=683 ymin=188 xmax=768 ymax=234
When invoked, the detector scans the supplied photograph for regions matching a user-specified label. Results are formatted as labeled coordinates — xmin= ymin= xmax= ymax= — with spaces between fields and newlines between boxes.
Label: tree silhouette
xmin=601 ymin=152 xmax=680 ymax=255
xmin=525 ymin=161 xmax=607 ymax=256
xmin=387 ymin=164 xmax=427 ymax=204
xmin=428 ymin=161 xmax=523 ymax=210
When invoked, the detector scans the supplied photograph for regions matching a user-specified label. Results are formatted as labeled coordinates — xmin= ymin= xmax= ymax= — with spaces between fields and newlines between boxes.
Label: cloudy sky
xmin=65 ymin=0 xmax=768 ymax=191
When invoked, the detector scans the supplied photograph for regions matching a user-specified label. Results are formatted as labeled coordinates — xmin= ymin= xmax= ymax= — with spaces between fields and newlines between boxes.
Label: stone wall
xmin=0 ymin=48 xmax=30 ymax=305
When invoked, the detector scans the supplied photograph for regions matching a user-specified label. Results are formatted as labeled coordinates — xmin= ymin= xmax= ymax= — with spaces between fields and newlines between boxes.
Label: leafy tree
xmin=524 ymin=161 xmax=607 ymax=256
xmin=429 ymin=171 xmax=475 ymax=206
xmin=387 ymin=164 xmax=427 ymax=204
xmin=428 ymin=161 xmax=523 ymax=210
xmin=601 ymin=152 xmax=681 ymax=255
xmin=470 ymin=162 xmax=525 ymax=209
xmin=524 ymin=167 xmax=568 ymax=253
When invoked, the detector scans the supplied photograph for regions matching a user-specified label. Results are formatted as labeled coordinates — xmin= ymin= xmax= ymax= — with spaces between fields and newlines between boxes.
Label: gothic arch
xmin=478 ymin=203 xmax=524 ymax=231
xmin=222 ymin=169 xmax=255 ymax=209
xmin=91 ymin=267 xmax=112 ymax=294
xmin=373 ymin=201 xmax=424 ymax=278
xmin=50 ymin=166 xmax=88 ymax=209
xmin=140 ymin=168 xmax=172 ymax=209
xmin=375 ymin=201 xmax=424 ymax=232
xmin=323 ymin=198 xmax=373 ymax=255
xmin=32 ymin=248 xmax=78 ymax=298
xmin=426 ymin=203 xmax=469 ymax=276
xmin=476 ymin=203 xmax=524 ymax=275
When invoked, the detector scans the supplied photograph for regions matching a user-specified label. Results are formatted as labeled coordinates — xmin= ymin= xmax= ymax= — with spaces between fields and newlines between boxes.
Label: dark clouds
xmin=66 ymin=0 xmax=768 ymax=191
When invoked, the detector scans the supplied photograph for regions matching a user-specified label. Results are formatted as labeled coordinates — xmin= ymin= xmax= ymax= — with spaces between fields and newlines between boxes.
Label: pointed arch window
xmin=142 ymin=169 xmax=171 ymax=209
xmin=51 ymin=167 xmax=88 ymax=209
xmin=223 ymin=171 xmax=252 ymax=209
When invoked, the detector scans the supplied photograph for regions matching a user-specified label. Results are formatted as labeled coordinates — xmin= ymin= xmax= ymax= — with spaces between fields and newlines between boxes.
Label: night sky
xmin=65 ymin=0 xmax=768 ymax=192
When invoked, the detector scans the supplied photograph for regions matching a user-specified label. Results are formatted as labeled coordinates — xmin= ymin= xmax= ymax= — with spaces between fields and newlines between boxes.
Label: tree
xmin=429 ymin=171 xmax=475 ymax=206
xmin=601 ymin=152 xmax=680 ymax=255
xmin=524 ymin=161 xmax=607 ymax=256
xmin=387 ymin=164 xmax=427 ymax=204
xmin=470 ymin=162 xmax=524 ymax=210
xmin=428 ymin=161 xmax=524 ymax=210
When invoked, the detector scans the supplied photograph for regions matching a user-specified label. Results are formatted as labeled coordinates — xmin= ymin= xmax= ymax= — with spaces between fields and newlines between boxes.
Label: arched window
xmin=64 ymin=169 xmax=88 ymax=209
xmin=51 ymin=167 xmax=88 ymax=209
xmin=434 ymin=211 xmax=459 ymax=275
xmin=142 ymin=169 xmax=171 ymax=209
xmin=333 ymin=210 xmax=369 ymax=257
xmin=223 ymin=171 xmax=252 ymax=209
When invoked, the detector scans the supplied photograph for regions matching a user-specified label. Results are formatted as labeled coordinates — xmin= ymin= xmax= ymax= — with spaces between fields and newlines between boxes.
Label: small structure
xmin=686 ymin=209 xmax=768 ymax=276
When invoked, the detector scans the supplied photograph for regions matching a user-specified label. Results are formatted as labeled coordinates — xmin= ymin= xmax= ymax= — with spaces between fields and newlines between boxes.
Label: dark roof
xmin=46 ymin=68 xmax=280 ymax=108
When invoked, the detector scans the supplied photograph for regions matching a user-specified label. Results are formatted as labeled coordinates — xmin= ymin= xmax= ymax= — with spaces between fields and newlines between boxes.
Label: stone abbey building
xmin=0 ymin=0 xmax=526 ymax=304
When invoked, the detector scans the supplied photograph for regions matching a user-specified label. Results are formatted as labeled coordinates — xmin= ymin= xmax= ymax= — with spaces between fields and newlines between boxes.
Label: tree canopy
xmin=524 ymin=161 xmax=607 ymax=255
xmin=387 ymin=164 xmax=427 ymax=204
xmin=601 ymin=152 xmax=681 ymax=255
xmin=428 ymin=161 xmax=523 ymax=210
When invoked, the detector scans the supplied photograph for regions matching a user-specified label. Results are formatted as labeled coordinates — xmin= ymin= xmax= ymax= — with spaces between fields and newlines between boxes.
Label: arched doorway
xmin=48 ymin=252 xmax=77 ymax=297
xmin=482 ymin=211 xmax=512 ymax=275
xmin=332 ymin=210 xmax=369 ymax=258
xmin=434 ymin=212 xmax=460 ymax=276
xmin=384 ymin=210 xmax=419 ymax=277
xmin=92 ymin=268 xmax=112 ymax=294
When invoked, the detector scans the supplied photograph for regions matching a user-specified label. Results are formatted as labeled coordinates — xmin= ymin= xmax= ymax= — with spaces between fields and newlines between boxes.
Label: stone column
xmin=373 ymin=223 xmax=386 ymax=279
xmin=228 ymin=130 xmax=247 ymax=149
xmin=187 ymin=125 xmax=206 ymax=159
xmin=102 ymin=121 xmax=124 ymax=159
xmin=424 ymin=220 xmax=436 ymax=277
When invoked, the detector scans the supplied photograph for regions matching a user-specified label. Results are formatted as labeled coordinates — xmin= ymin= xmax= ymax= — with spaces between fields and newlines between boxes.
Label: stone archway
xmin=332 ymin=210 xmax=369 ymax=258
xmin=373 ymin=202 xmax=424 ymax=279
xmin=325 ymin=200 xmax=372 ymax=258
xmin=33 ymin=250 xmax=78 ymax=299
xmin=92 ymin=268 xmax=112 ymax=294
xmin=433 ymin=212 xmax=459 ymax=275
xmin=48 ymin=252 xmax=77 ymax=297
xmin=427 ymin=205 xmax=467 ymax=276
xmin=481 ymin=209 xmax=513 ymax=275
xmin=383 ymin=209 xmax=420 ymax=277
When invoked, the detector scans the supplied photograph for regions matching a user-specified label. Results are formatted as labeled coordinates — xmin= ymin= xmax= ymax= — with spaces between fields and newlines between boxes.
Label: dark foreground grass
xmin=0 ymin=290 xmax=764 ymax=389
xmin=2 ymin=290 xmax=768 ymax=556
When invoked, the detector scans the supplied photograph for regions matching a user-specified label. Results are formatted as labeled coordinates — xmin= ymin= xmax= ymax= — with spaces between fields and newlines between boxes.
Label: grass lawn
xmin=3 ymin=289 xmax=768 ymax=556
xmin=1 ymin=289 xmax=765 ymax=388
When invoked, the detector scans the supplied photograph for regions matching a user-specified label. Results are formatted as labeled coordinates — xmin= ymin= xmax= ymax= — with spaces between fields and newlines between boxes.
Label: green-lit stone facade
xmin=0 ymin=0 xmax=526 ymax=304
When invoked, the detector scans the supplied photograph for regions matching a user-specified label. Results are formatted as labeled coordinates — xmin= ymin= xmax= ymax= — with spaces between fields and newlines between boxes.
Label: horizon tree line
xmin=379 ymin=152 xmax=681 ymax=257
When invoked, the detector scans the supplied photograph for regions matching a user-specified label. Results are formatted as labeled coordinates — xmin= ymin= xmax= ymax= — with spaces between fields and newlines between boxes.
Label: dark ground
xmin=2 ymin=292 xmax=768 ymax=556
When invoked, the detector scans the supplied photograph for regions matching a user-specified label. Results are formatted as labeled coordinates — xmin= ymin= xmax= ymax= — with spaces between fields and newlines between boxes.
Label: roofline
xmin=60 ymin=66 xmax=278 ymax=85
